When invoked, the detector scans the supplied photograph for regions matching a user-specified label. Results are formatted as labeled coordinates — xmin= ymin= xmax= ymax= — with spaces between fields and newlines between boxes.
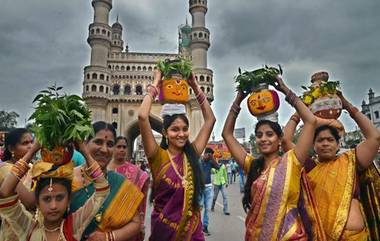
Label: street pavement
xmin=144 ymin=180 xmax=246 ymax=240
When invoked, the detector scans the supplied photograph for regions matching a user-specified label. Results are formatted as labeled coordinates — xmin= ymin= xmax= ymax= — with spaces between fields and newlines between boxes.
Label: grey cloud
xmin=0 ymin=0 xmax=379 ymax=138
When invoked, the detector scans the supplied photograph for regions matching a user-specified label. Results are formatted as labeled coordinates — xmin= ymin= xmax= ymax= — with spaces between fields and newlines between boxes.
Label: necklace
xmin=43 ymin=220 xmax=65 ymax=241
xmin=167 ymin=151 xmax=188 ymax=187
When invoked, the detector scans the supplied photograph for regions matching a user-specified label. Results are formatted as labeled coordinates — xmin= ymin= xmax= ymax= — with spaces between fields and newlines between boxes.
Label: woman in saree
xmin=0 ymin=128 xmax=36 ymax=240
xmin=138 ymin=70 xmax=216 ymax=241
xmin=282 ymin=92 xmax=380 ymax=241
xmin=107 ymin=136 xmax=150 ymax=241
xmin=222 ymin=76 xmax=326 ymax=241
xmin=0 ymin=139 xmax=110 ymax=241
xmin=71 ymin=121 xmax=144 ymax=241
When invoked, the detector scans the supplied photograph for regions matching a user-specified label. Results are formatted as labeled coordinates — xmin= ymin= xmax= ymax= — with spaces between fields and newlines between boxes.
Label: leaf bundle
xmin=235 ymin=65 xmax=282 ymax=94
xmin=157 ymin=57 xmax=192 ymax=80
xmin=29 ymin=85 xmax=93 ymax=150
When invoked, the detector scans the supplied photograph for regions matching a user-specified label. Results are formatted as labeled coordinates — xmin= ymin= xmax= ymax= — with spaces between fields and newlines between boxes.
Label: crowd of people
xmin=0 ymin=69 xmax=379 ymax=241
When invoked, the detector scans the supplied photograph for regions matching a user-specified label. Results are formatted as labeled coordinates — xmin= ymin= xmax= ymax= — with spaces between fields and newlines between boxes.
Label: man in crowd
xmin=200 ymin=147 xmax=219 ymax=236
xmin=211 ymin=160 xmax=230 ymax=215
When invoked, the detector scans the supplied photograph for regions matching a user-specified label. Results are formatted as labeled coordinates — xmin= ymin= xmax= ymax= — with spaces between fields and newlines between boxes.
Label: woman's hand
xmin=234 ymin=89 xmax=248 ymax=105
xmin=187 ymin=73 xmax=198 ymax=89
xmin=273 ymin=75 xmax=289 ymax=94
xmin=337 ymin=90 xmax=351 ymax=110
xmin=152 ymin=69 xmax=162 ymax=88
xmin=85 ymin=231 xmax=106 ymax=241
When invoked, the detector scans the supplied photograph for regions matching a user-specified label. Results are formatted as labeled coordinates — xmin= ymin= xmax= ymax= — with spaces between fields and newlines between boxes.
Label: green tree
xmin=0 ymin=110 xmax=19 ymax=130
xmin=249 ymin=133 xmax=259 ymax=156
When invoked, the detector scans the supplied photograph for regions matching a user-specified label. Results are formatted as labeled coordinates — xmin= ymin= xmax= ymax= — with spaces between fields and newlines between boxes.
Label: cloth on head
xmin=160 ymin=103 xmax=186 ymax=117
xmin=30 ymin=161 xmax=74 ymax=190
xmin=257 ymin=112 xmax=278 ymax=123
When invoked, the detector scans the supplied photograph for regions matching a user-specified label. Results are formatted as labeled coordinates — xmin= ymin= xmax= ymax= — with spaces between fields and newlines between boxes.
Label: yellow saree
xmin=306 ymin=150 xmax=372 ymax=241
xmin=244 ymin=150 xmax=325 ymax=241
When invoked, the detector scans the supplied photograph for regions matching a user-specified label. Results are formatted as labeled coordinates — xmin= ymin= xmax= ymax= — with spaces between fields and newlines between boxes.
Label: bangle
xmin=290 ymin=114 xmax=300 ymax=124
xmin=105 ymin=232 xmax=110 ymax=241
xmin=230 ymin=102 xmax=241 ymax=118
xmin=285 ymin=90 xmax=299 ymax=107
xmin=146 ymin=84 xmax=159 ymax=99
xmin=11 ymin=159 xmax=30 ymax=179
xmin=110 ymin=231 xmax=116 ymax=241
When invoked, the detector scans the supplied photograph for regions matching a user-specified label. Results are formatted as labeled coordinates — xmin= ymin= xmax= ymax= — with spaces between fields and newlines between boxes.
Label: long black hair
xmin=242 ymin=120 xmax=283 ymax=212
xmin=3 ymin=128 xmax=30 ymax=162
xmin=159 ymin=114 xmax=204 ymax=210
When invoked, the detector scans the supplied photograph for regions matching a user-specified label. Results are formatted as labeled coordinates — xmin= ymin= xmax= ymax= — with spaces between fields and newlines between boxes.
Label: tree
xmin=249 ymin=133 xmax=259 ymax=156
xmin=0 ymin=110 xmax=19 ymax=130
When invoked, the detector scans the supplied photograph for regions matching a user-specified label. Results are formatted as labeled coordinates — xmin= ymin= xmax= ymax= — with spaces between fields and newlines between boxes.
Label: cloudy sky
xmin=0 ymin=0 xmax=379 ymax=140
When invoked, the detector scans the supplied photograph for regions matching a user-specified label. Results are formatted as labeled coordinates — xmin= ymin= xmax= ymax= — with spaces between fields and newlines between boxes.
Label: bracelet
xmin=230 ymin=102 xmax=241 ymax=118
xmin=146 ymin=84 xmax=159 ymax=99
xmin=285 ymin=90 xmax=299 ymax=107
xmin=11 ymin=159 xmax=30 ymax=180
xmin=105 ymin=232 xmax=110 ymax=241
xmin=110 ymin=231 xmax=116 ymax=241
xmin=290 ymin=114 xmax=300 ymax=124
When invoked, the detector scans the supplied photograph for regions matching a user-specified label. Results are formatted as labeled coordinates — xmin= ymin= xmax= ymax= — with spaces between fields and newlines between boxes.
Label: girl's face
xmin=114 ymin=139 xmax=128 ymax=161
xmin=164 ymin=117 xmax=189 ymax=150
xmin=87 ymin=129 xmax=115 ymax=169
xmin=314 ymin=129 xmax=339 ymax=161
xmin=38 ymin=182 xmax=69 ymax=224
xmin=255 ymin=124 xmax=281 ymax=155
xmin=9 ymin=132 xmax=34 ymax=160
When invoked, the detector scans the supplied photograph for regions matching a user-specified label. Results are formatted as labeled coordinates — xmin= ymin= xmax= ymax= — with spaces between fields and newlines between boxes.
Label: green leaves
xmin=156 ymin=57 xmax=192 ymax=80
xmin=235 ymin=65 xmax=282 ymax=94
xmin=29 ymin=85 xmax=93 ymax=150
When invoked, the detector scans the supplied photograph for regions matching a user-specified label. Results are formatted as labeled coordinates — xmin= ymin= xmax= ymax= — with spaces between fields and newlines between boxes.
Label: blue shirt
xmin=201 ymin=158 xmax=219 ymax=185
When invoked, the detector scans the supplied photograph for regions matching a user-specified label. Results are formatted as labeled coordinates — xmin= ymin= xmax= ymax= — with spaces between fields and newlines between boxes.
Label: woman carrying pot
xmin=222 ymin=75 xmax=326 ymax=240
xmin=138 ymin=69 xmax=216 ymax=241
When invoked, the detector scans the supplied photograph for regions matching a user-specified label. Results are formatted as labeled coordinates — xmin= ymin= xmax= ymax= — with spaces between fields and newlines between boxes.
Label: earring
xmin=67 ymin=206 xmax=70 ymax=213
xmin=11 ymin=152 xmax=15 ymax=159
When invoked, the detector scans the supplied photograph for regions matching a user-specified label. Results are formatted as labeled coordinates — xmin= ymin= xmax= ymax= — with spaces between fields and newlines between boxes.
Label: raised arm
xmin=189 ymin=74 xmax=216 ymax=156
xmin=0 ymin=142 xmax=40 ymax=198
xmin=282 ymin=113 xmax=299 ymax=152
xmin=138 ymin=70 xmax=161 ymax=158
xmin=222 ymin=90 xmax=248 ymax=167
xmin=274 ymin=76 xmax=317 ymax=165
xmin=339 ymin=92 xmax=380 ymax=169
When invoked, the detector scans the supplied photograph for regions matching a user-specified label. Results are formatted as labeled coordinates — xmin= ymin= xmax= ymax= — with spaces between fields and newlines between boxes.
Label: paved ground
xmin=144 ymin=181 xmax=246 ymax=240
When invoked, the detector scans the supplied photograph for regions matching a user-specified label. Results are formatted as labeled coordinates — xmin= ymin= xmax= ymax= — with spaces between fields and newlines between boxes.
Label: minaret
xmin=111 ymin=16 xmax=124 ymax=53
xmin=189 ymin=0 xmax=214 ymax=140
xmin=178 ymin=19 xmax=192 ymax=59
xmin=83 ymin=0 xmax=113 ymax=122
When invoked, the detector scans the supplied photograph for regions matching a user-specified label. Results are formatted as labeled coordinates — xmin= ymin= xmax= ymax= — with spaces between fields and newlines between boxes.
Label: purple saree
xmin=148 ymin=146 xmax=204 ymax=241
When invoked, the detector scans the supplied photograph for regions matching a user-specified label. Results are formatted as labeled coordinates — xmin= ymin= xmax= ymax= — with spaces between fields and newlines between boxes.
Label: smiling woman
xmin=138 ymin=69 xmax=216 ymax=241
xmin=70 ymin=121 xmax=145 ymax=241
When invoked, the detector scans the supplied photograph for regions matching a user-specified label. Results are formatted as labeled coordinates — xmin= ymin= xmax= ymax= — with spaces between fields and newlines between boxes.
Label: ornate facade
xmin=82 ymin=0 xmax=213 ymax=157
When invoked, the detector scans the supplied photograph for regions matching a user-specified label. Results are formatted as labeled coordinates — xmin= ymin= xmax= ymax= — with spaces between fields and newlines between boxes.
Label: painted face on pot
xmin=255 ymin=124 xmax=281 ymax=155
xmin=162 ymin=79 xmax=189 ymax=102
xmin=164 ymin=116 xmax=189 ymax=150
xmin=248 ymin=89 xmax=279 ymax=116
xmin=87 ymin=129 xmax=115 ymax=169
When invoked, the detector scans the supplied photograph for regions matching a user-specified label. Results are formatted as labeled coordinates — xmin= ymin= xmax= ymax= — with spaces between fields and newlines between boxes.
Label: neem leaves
xmin=235 ymin=65 xmax=282 ymax=94
xmin=29 ymin=85 xmax=93 ymax=150
xmin=157 ymin=57 xmax=192 ymax=80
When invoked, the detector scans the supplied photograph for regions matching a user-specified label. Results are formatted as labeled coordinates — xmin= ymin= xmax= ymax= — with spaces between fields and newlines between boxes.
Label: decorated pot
xmin=247 ymin=84 xmax=280 ymax=117
xmin=159 ymin=74 xmax=189 ymax=104
xmin=310 ymin=95 xmax=342 ymax=119
xmin=41 ymin=146 xmax=73 ymax=166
